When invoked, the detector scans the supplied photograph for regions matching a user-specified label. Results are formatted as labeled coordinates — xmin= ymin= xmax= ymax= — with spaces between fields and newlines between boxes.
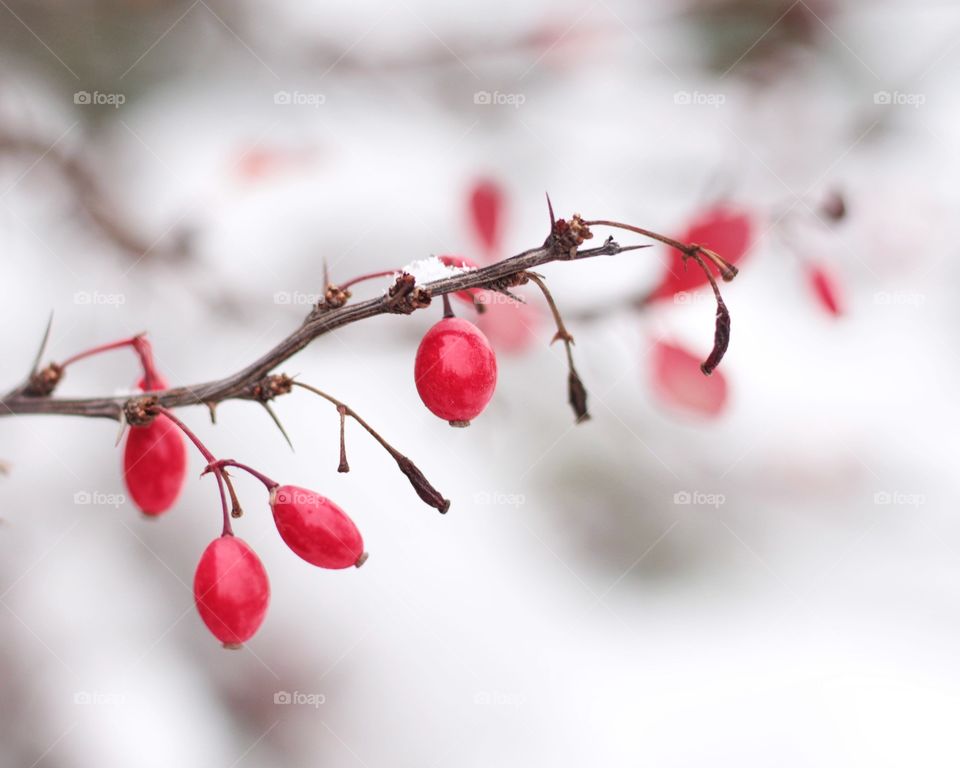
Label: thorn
xmin=115 ymin=410 xmax=128 ymax=447
xmin=261 ymin=401 xmax=294 ymax=451
xmin=545 ymin=192 xmax=556 ymax=229
xmin=29 ymin=311 xmax=54 ymax=377
xmin=207 ymin=401 xmax=217 ymax=424
xmin=322 ymin=257 xmax=330 ymax=288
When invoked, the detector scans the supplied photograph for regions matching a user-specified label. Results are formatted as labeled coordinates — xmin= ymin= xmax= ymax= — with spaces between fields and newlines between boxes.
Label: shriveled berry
xmin=270 ymin=485 xmax=366 ymax=569
xmin=650 ymin=205 xmax=752 ymax=302
xmin=414 ymin=317 xmax=498 ymax=426
xmin=123 ymin=414 xmax=187 ymax=516
xmin=194 ymin=535 xmax=270 ymax=648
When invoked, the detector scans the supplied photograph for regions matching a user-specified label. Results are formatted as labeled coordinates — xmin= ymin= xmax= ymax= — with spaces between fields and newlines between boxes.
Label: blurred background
xmin=1 ymin=0 xmax=957 ymax=765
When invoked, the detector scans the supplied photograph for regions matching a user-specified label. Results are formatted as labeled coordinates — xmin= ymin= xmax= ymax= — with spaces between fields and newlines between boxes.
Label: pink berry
xmin=650 ymin=340 xmax=728 ymax=417
xmin=122 ymin=375 xmax=186 ymax=516
xmin=270 ymin=485 xmax=366 ymax=569
xmin=194 ymin=536 xmax=270 ymax=648
xmin=468 ymin=179 xmax=503 ymax=255
xmin=414 ymin=317 xmax=498 ymax=426
xmin=808 ymin=264 xmax=843 ymax=317
xmin=650 ymin=205 xmax=752 ymax=302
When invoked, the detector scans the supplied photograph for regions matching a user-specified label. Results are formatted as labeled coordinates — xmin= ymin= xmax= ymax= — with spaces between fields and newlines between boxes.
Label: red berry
xmin=414 ymin=317 xmax=498 ymax=426
xmin=808 ymin=264 xmax=843 ymax=317
xmin=270 ymin=485 xmax=366 ymax=569
xmin=475 ymin=297 xmax=540 ymax=355
xmin=123 ymin=415 xmax=188 ymax=515
xmin=439 ymin=254 xmax=483 ymax=307
xmin=194 ymin=536 xmax=269 ymax=648
xmin=650 ymin=341 xmax=728 ymax=417
xmin=649 ymin=205 xmax=752 ymax=302
xmin=468 ymin=179 xmax=503 ymax=255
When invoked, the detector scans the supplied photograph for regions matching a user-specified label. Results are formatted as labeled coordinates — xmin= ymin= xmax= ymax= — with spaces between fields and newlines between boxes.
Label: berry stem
xmin=442 ymin=293 xmax=454 ymax=319
xmin=210 ymin=460 xmax=279 ymax=492
xmin=291 ymin=381 xmax=450 ymax=513
xmin=524 ymin=272 xmax=590 ymax=423
xmin=339 ymin=269 xmax=399 ymax=291
xmin=58 ymin=333 xmax=166 ymax=390
xmin=155 ymin=406 xmax=233 ymax=535
xmin=582 ymin=219 xmax=738 ymax=281
xmin=337 ymin=406 xmax=350 ymax=473
xmin=583 ymin=219 xmax=735 ymax=374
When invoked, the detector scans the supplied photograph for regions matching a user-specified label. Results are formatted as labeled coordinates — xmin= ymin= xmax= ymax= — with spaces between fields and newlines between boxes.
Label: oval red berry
xmin=270 ymin=485 xmax=365 ymax=569
xmin=414 ymin=317 xmax=498 ymax=425
xmin=194 ymin=536 xmax=270 ymax=647
xmin=123 ymin=414 xmax=187 ymax=515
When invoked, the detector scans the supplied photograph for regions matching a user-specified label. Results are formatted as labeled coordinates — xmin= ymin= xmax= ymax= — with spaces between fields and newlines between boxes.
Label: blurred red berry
xmin=650 ymin=341 xmax=728 ymax=417
xmin=808 ymin=264 xmax=843 ymax=317
xmin=475 ymin=298 xmax=540 ymax=355
xmin=415 ymin=317 xmax=498 ymax=426
xmin=194 ymin=536 xmax=269 ymax=648
xmin=270 ymin=486 xmax=366 ymax=569
xmin=649 ymin=205 xmax=753 ymax=302
xmin=469 ymin=179 xmax=503 ymax=256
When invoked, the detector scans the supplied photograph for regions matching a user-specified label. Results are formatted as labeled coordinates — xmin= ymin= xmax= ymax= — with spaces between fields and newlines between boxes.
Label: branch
xmin=0 ymin=212 xmax=729 ymax=421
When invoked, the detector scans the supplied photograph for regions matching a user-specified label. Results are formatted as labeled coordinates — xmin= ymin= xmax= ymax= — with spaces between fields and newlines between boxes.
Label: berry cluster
xmin=7 ymin=194 xmax=744 ymax=649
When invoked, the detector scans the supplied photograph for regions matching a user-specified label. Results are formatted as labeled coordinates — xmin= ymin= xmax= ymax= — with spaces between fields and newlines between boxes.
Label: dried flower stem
xmin=291 ymin=381 xmax=450 ymax=513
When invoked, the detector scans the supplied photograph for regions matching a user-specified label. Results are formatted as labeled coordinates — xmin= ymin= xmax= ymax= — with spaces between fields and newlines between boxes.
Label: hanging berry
xmin=122 ymin=373 xmax=187 ymax=516
xmin=270 ymin=485 xmax=367 ymax=569
xmin=415 ymin=314 xmax=498 ymax=427
xmin=194 ymin=535 xmax=270 ymax=648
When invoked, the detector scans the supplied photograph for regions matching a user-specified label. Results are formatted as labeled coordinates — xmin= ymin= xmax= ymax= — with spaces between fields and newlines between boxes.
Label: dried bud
xmin=700 ymin=299 xmax=731 ymax=376
xmin=821 ymin=191 xmax=846 ymax=222
xmin=396 ymin=455 xmax=450 ymax=513
xmin=568 ymin=369 xmax=590 ymax=423
xmin=250 ymin=373 xmax=293 ymax=402
xmin=385 ymin=273 xmax=432 ymax=314
xmin=323 ymin=284 xmax=352 ymax=309
xmin=124 ymin=396 xmax=159 ymax=426
xmin=24 ymin=363 xmax=63 ymax=397
xmin=550 ymin=213 xmax=593 ymax=259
